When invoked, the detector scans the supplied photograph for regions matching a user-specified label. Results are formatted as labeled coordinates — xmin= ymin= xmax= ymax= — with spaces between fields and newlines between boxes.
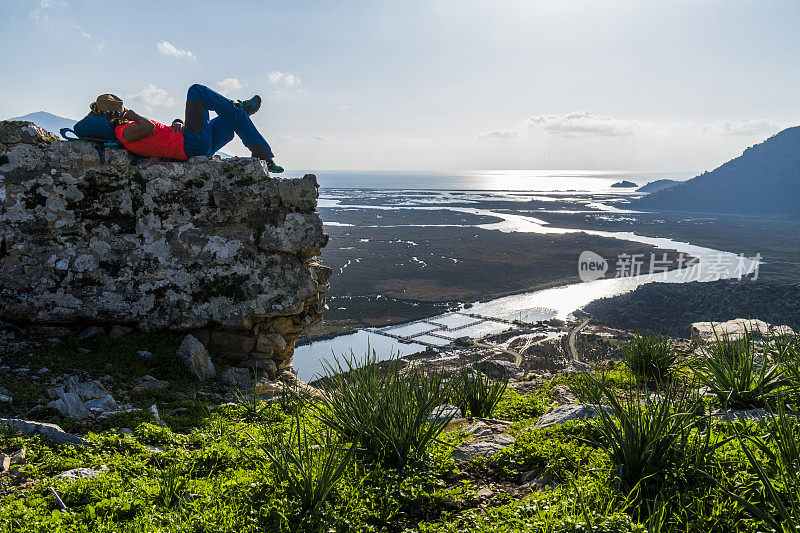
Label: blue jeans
xmin=182 ymin=84 xmax=274 ymax=158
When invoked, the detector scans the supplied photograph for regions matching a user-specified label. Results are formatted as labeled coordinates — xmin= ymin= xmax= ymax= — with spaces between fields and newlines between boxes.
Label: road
xmin=567 ymin=318 xmax=591 ymax=362
xmin=472 ymin=341 xmax=523 ymax=366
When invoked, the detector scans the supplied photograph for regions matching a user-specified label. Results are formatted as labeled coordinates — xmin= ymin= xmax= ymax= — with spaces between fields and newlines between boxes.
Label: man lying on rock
xmin=89 ymin=84 xmax=283 ymax=173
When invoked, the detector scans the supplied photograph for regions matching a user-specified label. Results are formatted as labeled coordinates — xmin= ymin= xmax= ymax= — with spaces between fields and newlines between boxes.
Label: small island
xmin=610 ymin=180 xmax=637 ymax=188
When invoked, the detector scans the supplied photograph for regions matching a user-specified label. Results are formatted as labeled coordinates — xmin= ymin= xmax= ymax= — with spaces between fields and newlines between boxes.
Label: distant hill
xmin=8 ymin=111 xmax=77 ymax=135
xmin=611 ymin=180 xmax=636 ymax=188
xmin=636 ymin=179 xmax=679 ymax=194
xmin=632 ymin=127 xmax=800 ymax=215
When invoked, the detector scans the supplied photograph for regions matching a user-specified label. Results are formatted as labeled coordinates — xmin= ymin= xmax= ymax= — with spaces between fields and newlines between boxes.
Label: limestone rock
xmin=133 ymin=375 xmax=169 ymax=393
xmin=0 ymin=418 xmax=84 ymax=446
xmin=691 ymin=318 xmax=796 ymax=346
xmin=56 ymin=465 xmax=108 ymax=482
xmin=475 ymin=359 xmax=523 ymax=380
xmin=534 ymin=403 xmax=612 ymax=429
xmin=452 ymin=434 xmax=515 ymax=463
xmin=178 ymin=335 xmax=216 ymax=381
xmin=84 ymin=395 xmax=117 ymax=416
xmin=220 ymin=367 xmax=252 ymax=389
xmin=428 ymin=405 xmax=462 ymax=425
xmin=48 ymin=392 xmax=90 ymax=420
xmin=0 ymin=120 xmax=330 ymax=369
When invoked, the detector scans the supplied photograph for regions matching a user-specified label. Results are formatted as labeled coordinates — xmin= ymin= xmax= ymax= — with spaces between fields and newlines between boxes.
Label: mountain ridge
xmin=631 ymin=126 xmax=800 ymax=215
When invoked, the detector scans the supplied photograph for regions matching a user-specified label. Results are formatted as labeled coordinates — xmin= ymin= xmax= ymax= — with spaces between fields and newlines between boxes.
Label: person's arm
xmin=120 ymin=109 xmax=155 ymax=142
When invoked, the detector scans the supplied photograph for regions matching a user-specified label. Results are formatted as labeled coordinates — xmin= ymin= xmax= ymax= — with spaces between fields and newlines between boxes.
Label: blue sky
xmin=2 ymin=0 xmax=799 ymax=171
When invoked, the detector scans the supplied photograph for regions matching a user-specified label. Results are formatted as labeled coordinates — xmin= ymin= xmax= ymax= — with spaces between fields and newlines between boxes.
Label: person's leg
xmin=208 ymin=116 xmax=235 ymax=155
xmin=184 ymin=83 xmax=278 ymax=165
xmin=207 ymin=106 xmax=275 ymax=159
xmin=185 ymin=84 xmax=238 ymax=121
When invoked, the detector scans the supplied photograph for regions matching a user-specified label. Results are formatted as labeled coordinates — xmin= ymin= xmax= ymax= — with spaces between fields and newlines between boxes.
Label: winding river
xmin=293 ymin=194 xmax=757 ymax=381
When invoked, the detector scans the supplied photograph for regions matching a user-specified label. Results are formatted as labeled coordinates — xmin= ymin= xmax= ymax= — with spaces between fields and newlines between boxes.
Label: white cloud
xmin=157 ymin=41 xmax=196 ymax=61
xmin=29 ymin=0 xmax=69 ymax=24
xmin=315 ymin=134 xmax=332 ymax=142
xmin=274 ymin=133 xmax=297 ymax=142
xmin=526 ymin=110 xmax=644 ymax=137
xmin=73 ymin=24 xmax=91 ymax=39
xmin=126 ymin=84 xmax=175 ymax=112
xmin=715 ymin=118 xmax=781 ymax=136
xmin=268 ymin=71 xmax=301 ymax=88
xmin=337 ymin=104 xmax=351 ymax=112
xmin=216 ymin=78 xmax=242 ymax=96
xmin=478 ymin=129 xmax=520 ymax=139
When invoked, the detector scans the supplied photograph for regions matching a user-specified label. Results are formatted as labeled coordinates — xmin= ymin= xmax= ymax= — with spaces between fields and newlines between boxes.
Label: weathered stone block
xmin=0 ymin=121 xmax=329 ymax=370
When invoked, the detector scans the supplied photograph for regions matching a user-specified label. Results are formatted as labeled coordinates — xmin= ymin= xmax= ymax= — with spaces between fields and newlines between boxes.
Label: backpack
xmin=61 ymin=114 xmax=122 ymax=165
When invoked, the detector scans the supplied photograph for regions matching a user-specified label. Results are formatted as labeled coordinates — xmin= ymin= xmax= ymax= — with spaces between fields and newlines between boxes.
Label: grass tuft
xmin=312 ymin=351 xmax=453 ymax=469
xmin=622 ymin=333 xmax=678 ymax=384
xmin=452 ymin=364 xmax=509 ymax=418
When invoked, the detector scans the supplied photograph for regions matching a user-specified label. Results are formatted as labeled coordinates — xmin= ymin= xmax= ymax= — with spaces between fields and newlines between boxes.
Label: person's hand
xmin=171 ymin=120 xmax=184 ymax=133
xmin=123 ymin=108 xmax=137 ymax=120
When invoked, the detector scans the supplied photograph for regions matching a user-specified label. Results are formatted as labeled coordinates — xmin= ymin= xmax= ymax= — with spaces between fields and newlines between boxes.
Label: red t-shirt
xmin=115 ymin=121 xmax=187 ymax=161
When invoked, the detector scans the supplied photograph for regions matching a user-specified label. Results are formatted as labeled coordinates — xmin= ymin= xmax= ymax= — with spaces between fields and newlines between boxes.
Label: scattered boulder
xmin=74 ymin=381 xmax=112 ymax=401
xmin=84 ymin=395 xmax=118 ymax=416
xmin=475 ymin=359 xmax=524 ymax=380
xmin=428 ymin=405 xmax=462 ymax=425
xmin=561 ymin=361 xmax=591 ymax=375
xmin=47 ymin=393 xmax=90 ymax=420
xmin=149 ymin=404 xmax=165 ymax=427
xmin=220 ymin=367 xmax=252 ymax=390
xmin=463 ymin=420 xmax=493 ymax=438
xmin=534 ymin=403 xmax=611 ymax=429
xmin=550 ymin=385 xmax=577 ymax=405
xmin=77 ymin=326 xmax=105 ymax=340
xmin=691 ymin=318 xmax=795 ymax=347
xmin=56 ymin=465 xmax=108 ymax=482
xmin=453 ymin=434 xmax=515 ymax=463
xmin=178 ymin=335 xmax=216 ymax=381
xmin=0 ymin=419 xmax=84 ymax=446
xmin=133 ymin=375 xmax=169 ymax=393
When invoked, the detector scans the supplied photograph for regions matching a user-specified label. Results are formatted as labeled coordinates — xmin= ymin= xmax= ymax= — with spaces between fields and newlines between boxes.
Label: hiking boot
xmin=234 ymin=95 xmax=261 ymax=116
xmin=267 ymin=159 xmax=284 ymax=173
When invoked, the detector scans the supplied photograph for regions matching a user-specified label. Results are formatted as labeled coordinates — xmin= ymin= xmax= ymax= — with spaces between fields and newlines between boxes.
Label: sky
xmin=2 ymin=0 xmax=800 ymax=172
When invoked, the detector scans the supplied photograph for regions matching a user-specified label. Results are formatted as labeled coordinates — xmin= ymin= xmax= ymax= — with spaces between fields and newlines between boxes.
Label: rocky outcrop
xmin=691 ymin=318 xmax=795 ymax=346
xmin=0 ymin=121 xmax=331 ymax=370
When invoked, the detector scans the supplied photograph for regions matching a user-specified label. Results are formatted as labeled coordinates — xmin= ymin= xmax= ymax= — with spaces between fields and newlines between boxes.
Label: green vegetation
xmin=452 ymin=366 xmax=509 ymax=418
xmin=312 ymin=352 xmax=453 ymax=469
xmin=621 ymin=333 xmax=678 ymax=383
xmin=2 ymin=335 xmax=800 ymax=531
xmin=691 ymin=328 xmax=789 ymax=408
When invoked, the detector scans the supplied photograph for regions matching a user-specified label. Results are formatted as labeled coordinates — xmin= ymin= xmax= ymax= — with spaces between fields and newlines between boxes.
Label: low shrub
xmin=622 ymin=333 xmax=677 ymax=383
xmin=247 ymin=409 xmax=358 ymax=518
xmin=312 ymin=351 xmax=454 ymax=469
xmin=452 ymin=365 xmax=509 ymax=418
xmin=576 ymin=376 xmax=709 ymax=502
xmin=691 ymin=329 xmax=789 ymax=409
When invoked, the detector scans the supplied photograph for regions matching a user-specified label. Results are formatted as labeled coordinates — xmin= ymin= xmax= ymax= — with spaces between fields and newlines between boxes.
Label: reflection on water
xmin=306 ymin=169 xmax=693 ymax=192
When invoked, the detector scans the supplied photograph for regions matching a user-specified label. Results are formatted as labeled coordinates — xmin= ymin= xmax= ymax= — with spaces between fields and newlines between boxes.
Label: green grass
xmin=691 ymin=329 xmax=789 ymax=409
xmin=621 ymin=333 xmax=678 ymax=384
xmin=575 ymin=375 xmax=710 ymax=504
xmin=3 ymin=338 xmax=800 ymax=532
xmin=311 ymin=351 xmax=454 ymax=469
xmin=451 ymin=365 xmax=509 ymax=418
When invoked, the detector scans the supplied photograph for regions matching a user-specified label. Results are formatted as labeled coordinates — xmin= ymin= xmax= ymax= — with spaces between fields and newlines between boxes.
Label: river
xmin=292 ymin=192 xmax=757 ymax=381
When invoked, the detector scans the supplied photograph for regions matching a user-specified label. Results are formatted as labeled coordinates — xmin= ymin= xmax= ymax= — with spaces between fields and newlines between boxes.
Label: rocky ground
xmin=0 ymin=315 xmax=798 ymax=531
